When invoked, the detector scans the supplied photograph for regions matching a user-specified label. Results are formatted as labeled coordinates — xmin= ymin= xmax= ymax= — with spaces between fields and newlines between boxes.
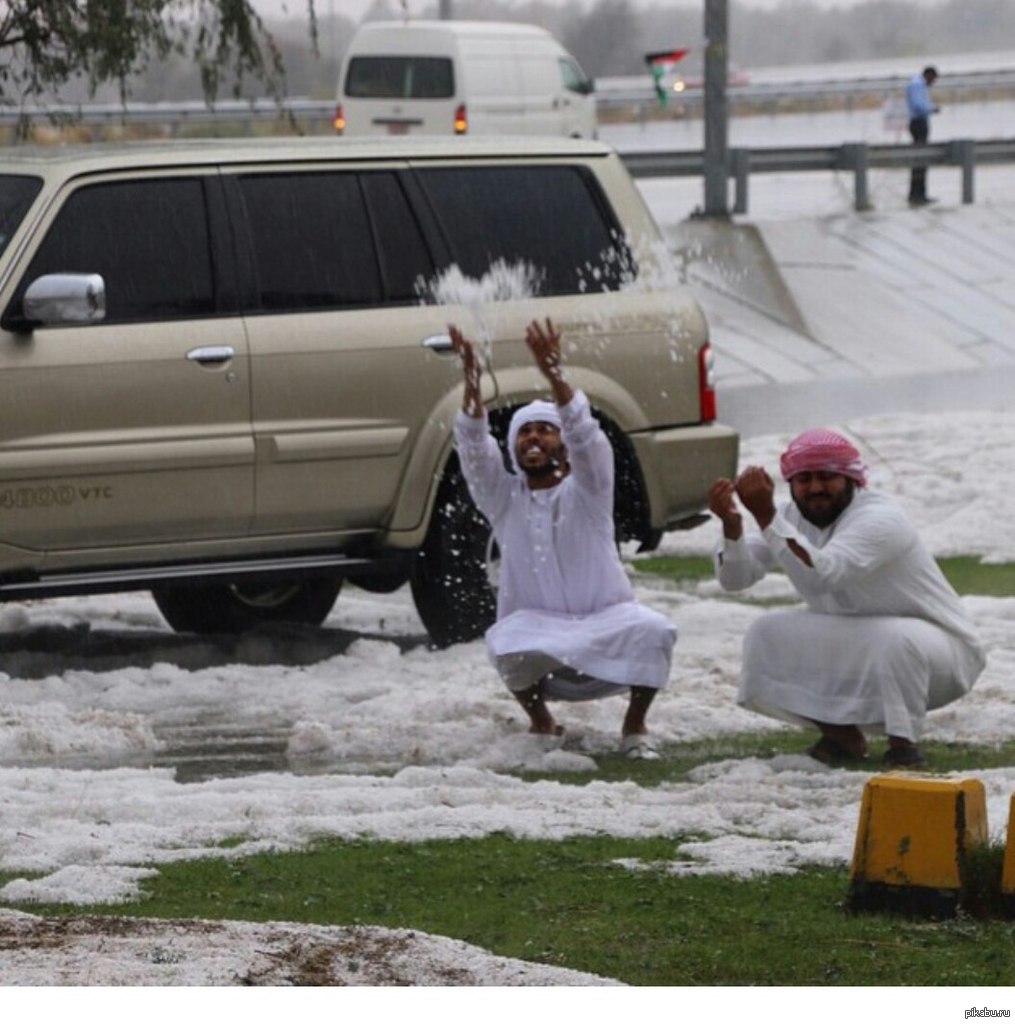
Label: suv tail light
xmin=699 ymin=342 xmax=717 ymax=422
xmin=333 ymin=104 xmax=346 ymax=134
xmin=454 ymin=103 xmax=468 ymax=134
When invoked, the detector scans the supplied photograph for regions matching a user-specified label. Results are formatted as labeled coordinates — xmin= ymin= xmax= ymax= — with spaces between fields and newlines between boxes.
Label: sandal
xmin=882 ymin=744 xmax=927 ymax=768
xmin=621 ymin=734 xmax=660 ymax=761
xmin=806 ymin=736 xmax=868 ymax=766
xmin=528 ymin=725 xmax=565 ymax=752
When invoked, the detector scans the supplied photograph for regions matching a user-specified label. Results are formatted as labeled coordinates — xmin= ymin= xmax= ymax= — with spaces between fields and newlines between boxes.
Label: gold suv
xmin=0 ymin=137 xmax=737 ymax=645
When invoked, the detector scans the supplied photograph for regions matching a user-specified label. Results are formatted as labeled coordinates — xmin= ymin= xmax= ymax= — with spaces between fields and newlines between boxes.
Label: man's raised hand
xmin=708 ymin=478 xmax=743 ymax=540
xmin=525 ymin=318 xmax=573 ymax=406
xmin=734 ymin=466 xmax=776 ymax=531
xmin=450 ymin=324 xmax=483 ymax=417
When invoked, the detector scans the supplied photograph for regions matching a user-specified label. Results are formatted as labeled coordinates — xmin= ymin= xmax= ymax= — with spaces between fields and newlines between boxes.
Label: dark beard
xmin=521 ymin=458 xmax=562 ymax=480
xmin=795 ymin=481 xmax=855 ymax=528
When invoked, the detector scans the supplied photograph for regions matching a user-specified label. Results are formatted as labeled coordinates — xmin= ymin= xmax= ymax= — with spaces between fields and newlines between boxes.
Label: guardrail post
xmin=953 ymin=139 xmax=976 ymax=204
xmin=730 ymin=148 xmax=750 ymax=214
xmin=842 ymin=143 xmax=871 ymax=212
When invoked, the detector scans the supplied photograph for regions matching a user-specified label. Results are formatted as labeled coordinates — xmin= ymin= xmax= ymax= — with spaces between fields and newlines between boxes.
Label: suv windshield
xmin=0 ymin=175 xmax=42 ymax=259
xmin=345 ymin=56 xmax=454 ymax=99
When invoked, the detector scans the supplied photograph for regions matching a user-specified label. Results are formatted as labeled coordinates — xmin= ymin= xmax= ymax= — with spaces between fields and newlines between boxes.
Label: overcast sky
xmin=260 ymin=0 xmax=952 ymax=26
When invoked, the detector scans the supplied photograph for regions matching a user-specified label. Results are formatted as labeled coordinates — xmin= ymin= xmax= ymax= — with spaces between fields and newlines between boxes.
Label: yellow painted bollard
xmin=999 ymin=794 xmax=1015 ymax=906
xmin=848 ymin=775 xmax=988 ymax=918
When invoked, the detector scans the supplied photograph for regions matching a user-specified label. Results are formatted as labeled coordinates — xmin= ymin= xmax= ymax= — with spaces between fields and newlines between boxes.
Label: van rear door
xmin=340 ymin=54 xmax=457 ymax=136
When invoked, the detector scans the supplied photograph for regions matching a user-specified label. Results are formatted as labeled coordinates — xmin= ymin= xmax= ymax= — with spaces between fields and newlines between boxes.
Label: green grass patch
xmin=10 ymin=836 xmax=1015 ymax=985
xmin=630 ymin=554 xmax=714 ymax=583
xmin=520 ymin=731 xmax=1015 ymax=785
xmin=938 ymin=557 xmax=1015 ymax=597
xmin=632 ymin=553 xmax=1015 ymax=598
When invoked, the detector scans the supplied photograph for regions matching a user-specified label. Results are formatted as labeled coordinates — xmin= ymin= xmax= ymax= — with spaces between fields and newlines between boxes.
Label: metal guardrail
xmin=1 ymin=93 xmax=1012 ymax=215
xmin=1 ymin=65 xmax=1013 ymax=131
xmin=622 ymin=138 xmax=1015 ymax=213
xmin=595 ymin=68 xmax=1015 ymax=113
xmin=0 ymin=97 xmax=332 ymax=130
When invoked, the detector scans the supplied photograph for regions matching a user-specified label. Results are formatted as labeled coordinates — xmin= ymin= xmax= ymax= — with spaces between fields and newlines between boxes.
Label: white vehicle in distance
xmin=334 ymin=20 xmax=596 ymax=138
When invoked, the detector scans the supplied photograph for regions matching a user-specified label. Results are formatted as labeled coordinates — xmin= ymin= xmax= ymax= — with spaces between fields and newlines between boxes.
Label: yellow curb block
xmin=1000 ymin=794 xmax=1015 ymax=900
xmin=848 ymin=774 xmax=988 ymax=917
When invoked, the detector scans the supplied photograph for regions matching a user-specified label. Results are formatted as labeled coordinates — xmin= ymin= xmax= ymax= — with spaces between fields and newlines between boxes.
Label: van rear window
xmin=345 ymin=56 xmax=454 ymax=99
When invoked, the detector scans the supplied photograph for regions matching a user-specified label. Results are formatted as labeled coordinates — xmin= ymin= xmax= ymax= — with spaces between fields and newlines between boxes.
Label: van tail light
xmin=454 ymin=103 xmax=468 ymax=134
xmin=333 ymin=104 xmax=346 ymax=134
xmin=699 ymin=342 xmax=717 ymax=422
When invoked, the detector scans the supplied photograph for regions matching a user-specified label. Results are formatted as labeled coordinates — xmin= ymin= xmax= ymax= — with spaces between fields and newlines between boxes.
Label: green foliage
xmin=0 ymin=0 xmax=316 ymax=103
xmin=961 ymin=840 xmax=1008 ymax=921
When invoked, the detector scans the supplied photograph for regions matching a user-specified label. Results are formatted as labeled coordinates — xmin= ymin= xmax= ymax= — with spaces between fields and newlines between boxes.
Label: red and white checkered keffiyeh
xmin=779 ymin=428 xmax=869 ymax=486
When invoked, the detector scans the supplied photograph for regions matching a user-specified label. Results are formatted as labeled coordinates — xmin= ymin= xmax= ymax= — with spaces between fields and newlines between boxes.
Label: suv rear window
xmin=345 ymin=56 xmax=454 ymax=99
xmin=0 ymin=175 xmax=42 ymax=260
xmin=417 ymin=165 xmax=632 ymax=296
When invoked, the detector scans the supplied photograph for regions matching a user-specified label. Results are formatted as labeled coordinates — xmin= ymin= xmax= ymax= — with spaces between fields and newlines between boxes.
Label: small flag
xmin=645 ymin=49 xmax=690 ymax=107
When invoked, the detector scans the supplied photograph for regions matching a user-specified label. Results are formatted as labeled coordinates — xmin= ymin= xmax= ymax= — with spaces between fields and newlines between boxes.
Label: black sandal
xmin=806 ymin=736 xmax=868 ymax=766
xmin=882 ymin=744 xmax=927 ymax=768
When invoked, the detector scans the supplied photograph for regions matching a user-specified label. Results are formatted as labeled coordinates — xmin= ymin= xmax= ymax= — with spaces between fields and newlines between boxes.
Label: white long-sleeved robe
xmin=454 ymin=391 xmax=676 ymax=695
xmin=714 ymin=489 xmax=985 ymax=740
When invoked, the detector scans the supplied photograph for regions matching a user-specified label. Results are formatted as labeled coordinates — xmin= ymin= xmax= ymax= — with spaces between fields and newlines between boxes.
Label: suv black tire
xmin=152 ymin=577 xmax=342 ymax=634
xmin=410 ymin=457 xmax=497 ymax=648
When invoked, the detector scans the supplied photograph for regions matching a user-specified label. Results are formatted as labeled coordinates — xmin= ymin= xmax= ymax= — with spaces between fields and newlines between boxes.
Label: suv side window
xmin=0 ymin=174 xmax=43 ymax=260
xmin=10 ymin=178 xmax=216 ymax=324
xmin=416 ymin=166 xmax=631 ymax=295
xmin=236 ymin=171 xmax=433 ymax=310
xmin=360 ymin=173 xmax=435 ymax=302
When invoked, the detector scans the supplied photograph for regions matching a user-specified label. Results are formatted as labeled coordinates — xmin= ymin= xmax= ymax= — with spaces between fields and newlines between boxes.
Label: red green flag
xmin=645 ymin=49 xmax=690 ymax=106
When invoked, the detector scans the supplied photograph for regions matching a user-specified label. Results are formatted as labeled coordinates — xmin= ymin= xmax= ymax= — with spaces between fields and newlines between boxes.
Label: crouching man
xmin=451 ymin=318 xmax=676 ymax=759
xmin=709 ymin=427 xmax=985 ymax=767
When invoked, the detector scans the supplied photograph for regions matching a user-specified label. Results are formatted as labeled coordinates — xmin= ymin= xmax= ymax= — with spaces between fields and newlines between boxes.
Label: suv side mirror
xmin=4 ymin=273 xmax=106 ymax=332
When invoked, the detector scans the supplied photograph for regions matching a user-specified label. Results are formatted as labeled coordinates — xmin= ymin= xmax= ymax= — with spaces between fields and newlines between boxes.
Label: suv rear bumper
xmin=631 ymin=422 xmax=740 ymax=531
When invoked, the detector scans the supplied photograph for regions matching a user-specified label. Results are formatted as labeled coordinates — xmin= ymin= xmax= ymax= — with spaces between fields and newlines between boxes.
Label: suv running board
xmin=0 ymin=552 xmax=374 ymax=600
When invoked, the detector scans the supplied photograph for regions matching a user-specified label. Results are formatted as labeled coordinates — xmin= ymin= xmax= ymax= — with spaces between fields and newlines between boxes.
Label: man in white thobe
xmin=709 ymin=427 xmax=984 ymax=768
xmin=451 ymin=318 xmax=676 ymax=758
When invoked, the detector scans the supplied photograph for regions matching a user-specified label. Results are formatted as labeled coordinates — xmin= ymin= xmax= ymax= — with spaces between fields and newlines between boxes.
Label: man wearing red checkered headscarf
xmin=708 ymin=427 xmax=984 ymax=769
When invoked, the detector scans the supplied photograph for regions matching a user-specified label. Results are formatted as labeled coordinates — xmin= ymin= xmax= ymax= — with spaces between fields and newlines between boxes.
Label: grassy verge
xmin=5 ymin=552 xmax=1013 ymax=985
xmin=631 ymin=553 xmax=1015 ymax=598
xmin=7 ymin=835 xmax=1015 ymax=985
xmin=6 ymin=731 xmax=1015 ymax=985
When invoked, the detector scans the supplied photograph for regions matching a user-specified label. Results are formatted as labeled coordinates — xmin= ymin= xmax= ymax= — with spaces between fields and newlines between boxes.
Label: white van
xmin=334 ymin=20 xmax=596 ymax=139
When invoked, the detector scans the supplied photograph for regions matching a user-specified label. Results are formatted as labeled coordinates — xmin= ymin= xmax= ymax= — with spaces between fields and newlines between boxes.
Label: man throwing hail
xmin=451 ymin=318 xmax=676 ymax=758
xmin=709 ymin=428 xmax=984 ymax=767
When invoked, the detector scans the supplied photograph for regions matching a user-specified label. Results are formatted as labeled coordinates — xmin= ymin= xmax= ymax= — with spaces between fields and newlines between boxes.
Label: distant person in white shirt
xmin=451 ymin=318 xmax=676 ymax=759
xmin=906 ymin=65 xmax=940 ymax=205
xmin=708 ymin=427 xmax=984 ymax=768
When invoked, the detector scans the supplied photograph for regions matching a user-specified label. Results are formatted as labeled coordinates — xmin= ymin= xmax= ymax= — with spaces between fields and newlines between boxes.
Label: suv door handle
xmin=187 ymin=345 xmax=235 ymax=365
xmin=421 ymin=334 xmax=453 ymax=354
